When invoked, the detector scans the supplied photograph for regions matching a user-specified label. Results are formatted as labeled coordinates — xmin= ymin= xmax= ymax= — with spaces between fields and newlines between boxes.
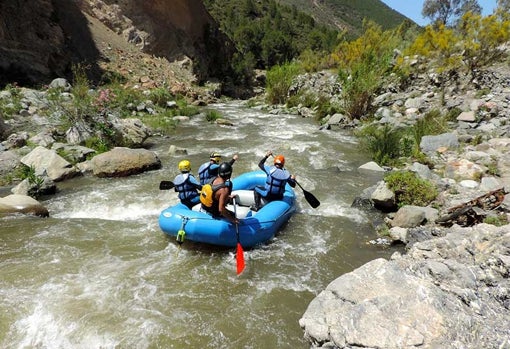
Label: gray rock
xmin=390 ymin=205 xmax=427 ymax=228
xmin=420 ymin=133 xmax=459 ymax=154
xmin=371 ymin=181 xmax=396 ymax=211
xmin=300 ymin=223 xmax=510 ymax=348
xmin=90 ymin=147 xmax=161 ymax=177
xmin=0 ymin=194 xmax=49 ymax=217
xmin=20 ymin=146 xmax=79 ymax=181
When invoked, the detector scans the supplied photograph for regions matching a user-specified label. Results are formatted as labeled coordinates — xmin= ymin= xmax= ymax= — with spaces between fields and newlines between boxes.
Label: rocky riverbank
xmin=294 ymin=64 xmax=510 ymax=347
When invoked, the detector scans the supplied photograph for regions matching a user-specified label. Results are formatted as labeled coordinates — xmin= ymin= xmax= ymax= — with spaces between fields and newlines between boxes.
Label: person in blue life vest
xmin=253 ymin=150 xmax=296 ymax=211
xmin=201 ymin=162 xmax=239 ymax=224
xmin=198 ymin=151 xmax=239 ymax=185
xmin=173 ymin=160 xmax=202 ymax=209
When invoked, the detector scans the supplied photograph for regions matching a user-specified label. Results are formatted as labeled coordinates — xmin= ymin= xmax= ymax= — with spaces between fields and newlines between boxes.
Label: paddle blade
xmin=159 ymin=181 xmax=174 ymax=190
xmin=303 ymin=190 xmax=320 ymax=208
xmin=236 ymin=243 xmax=245 ymax=275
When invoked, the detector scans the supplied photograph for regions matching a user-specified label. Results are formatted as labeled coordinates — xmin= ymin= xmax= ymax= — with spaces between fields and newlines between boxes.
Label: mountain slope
xmin=0 ymin=0 xmax=234 ymax=88
xmin=277 ymin=0 xmax=413 ymax=35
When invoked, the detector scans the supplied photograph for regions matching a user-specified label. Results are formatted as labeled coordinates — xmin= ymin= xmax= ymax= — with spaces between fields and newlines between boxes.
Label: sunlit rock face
xmin=0 ymin=0 xmax=232 ymax=87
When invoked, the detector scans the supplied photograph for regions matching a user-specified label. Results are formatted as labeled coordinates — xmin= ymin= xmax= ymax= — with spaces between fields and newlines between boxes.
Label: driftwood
xmin=436 ymin=187 xmax=507 ymax=227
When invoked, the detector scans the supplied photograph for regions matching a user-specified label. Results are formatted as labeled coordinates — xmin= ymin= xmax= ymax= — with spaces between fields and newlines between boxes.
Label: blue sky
xmin=381 ymin=0 xmax=499 ymax=26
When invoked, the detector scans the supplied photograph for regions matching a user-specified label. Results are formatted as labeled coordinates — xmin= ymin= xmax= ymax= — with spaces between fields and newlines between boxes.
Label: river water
xmin=0 ymin=101 xmax=399 ymax=348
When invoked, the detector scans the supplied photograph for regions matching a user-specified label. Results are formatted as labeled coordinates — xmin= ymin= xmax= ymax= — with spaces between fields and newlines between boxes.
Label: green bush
xmin=147 ymin=88 xmax=174 ymax=107
xmin=357 ymin=124 xmax=408 ymax=166
xmin=483 ymin=215 xmax=508 ymax=226
xmin=0 ymin=84 xmax=22 ymax=119
xmin=205 ymin=109 xmax=222 ymax=122
xmin=385 ymin=170 xmax=437 ymax=207
xmin=409 ymin=109 xmax=449 ymax=150
xmin=265 ymin=62 xmax=302 ymax=104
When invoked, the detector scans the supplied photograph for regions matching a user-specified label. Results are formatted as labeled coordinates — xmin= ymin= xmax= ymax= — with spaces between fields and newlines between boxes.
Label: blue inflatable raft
xmin=158 ymin=170 xmax=296 ymax=248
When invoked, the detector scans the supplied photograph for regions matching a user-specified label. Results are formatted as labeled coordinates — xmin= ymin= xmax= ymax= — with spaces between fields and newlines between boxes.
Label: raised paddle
xmin=232 ymin=197 xmax=245 ymax=275
xmin=159 ymin=181 xmax=175 ymax=190
xmin=295 ymin=180 xmax=320 ymax=208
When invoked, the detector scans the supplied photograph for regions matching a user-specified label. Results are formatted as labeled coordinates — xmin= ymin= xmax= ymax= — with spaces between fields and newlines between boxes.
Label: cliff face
xmin=0 ymin=0 xmax=233 ymax=88
xmin=0 ymin=0 xmax=74 ymax=85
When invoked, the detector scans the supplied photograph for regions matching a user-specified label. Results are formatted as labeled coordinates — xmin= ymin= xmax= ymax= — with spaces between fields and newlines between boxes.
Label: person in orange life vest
xmin=198 ymin=152 xmax=239 ymax=185
xmin=201 ymin=162 xmax=239 ymax=224
xmin=173 ymin=160 xmax=202 ymax=209
xmin=253 ymin=150 xmax=296 ymax=211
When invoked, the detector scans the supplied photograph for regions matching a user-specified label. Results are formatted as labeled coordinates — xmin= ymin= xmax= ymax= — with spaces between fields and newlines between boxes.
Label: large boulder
xmin=20 ymin=146 xmax=80 ymax=181
xmin=90 ymin=147 xmax=161 ymax=177
xmin=110 ymin=117 xmax=151 ymax=147
xmin=0 ymin=194 xmax=49 ymax=217
xmin=300 ymin=223 xmax=510 ymax=348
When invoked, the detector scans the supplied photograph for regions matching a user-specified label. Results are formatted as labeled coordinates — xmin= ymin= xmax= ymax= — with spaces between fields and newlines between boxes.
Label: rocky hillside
xmin=278 ymin=0 xmax=411 ymax=34
xmin=0 ymin=0 xmax=233 ymax=90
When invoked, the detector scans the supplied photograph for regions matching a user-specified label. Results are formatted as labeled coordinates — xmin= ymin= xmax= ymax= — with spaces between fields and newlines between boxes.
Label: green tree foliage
xmin=458 ymin=12 xmax=510 ymax=78
xmin=498 ymin=0 xmax=510 ymax=13
xmin=402 ymin=13 xmax=510 ymax=82
xmin=332 ymin=21 xmax=400 ymax=119
xmin=203 ymin=0 xmax=339 ymax=72
xmin=422 ymin=0 xmax=481 ymax=26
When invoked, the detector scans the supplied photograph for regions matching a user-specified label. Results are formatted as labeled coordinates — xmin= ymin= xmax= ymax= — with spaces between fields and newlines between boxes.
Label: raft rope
xmin=176 ymin=216 xmax=188 ymax=245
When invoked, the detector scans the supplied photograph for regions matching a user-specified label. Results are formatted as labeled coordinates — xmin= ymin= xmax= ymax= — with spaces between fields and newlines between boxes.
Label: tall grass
xmin=265 ymin=62 xmax=302 ymax=104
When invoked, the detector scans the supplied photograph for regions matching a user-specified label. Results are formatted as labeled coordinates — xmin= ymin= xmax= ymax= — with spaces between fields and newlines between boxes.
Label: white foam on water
xmin=48 ymin=186 xmax=172 ymax=222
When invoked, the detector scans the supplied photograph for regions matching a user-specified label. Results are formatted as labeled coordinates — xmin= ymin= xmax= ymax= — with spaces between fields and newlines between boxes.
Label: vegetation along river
xmin=0 ymin=101 xmax=401 ymax=348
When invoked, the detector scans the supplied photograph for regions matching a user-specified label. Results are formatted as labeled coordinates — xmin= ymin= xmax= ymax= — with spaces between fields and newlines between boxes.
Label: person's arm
xmin=218 ymin=188 xmax=239 ymax=224
xmin=229 ymin=154 xmax=238 ymax=166
xmin=287 ymin=174 xmax=297 ymax=188
xmin=189 ymin=175 xmax=203 ymax=190
xmin=258 ymin=150 xmax=272 ymax=172
xmin=209 ymin=163 xmax=219 ymax=177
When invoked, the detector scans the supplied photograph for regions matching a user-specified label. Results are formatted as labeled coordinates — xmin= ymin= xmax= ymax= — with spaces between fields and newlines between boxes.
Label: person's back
xmin=198 ymin=152 xmax=221 ymax=185
xmin=201 ymin=162 xmax=238 ymax=224
xmin=198 ymin=152 xmax=239 ymax=185
xmin=253 ymin=151 xmax=295 ymax=210
xmin=174 ymin=160 xmax=202 ymax=209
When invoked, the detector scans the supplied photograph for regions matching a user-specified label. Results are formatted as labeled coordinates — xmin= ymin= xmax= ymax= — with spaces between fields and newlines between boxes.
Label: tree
xmin=498 ymin=0 xmax=510 ymax=11
xmin=422 ymin=0 xmax=481 ymax=25
xmin=458 ymin=12 xmax=510 ymax=78
xmin=497 ymin=0 xmax=510 ymax=17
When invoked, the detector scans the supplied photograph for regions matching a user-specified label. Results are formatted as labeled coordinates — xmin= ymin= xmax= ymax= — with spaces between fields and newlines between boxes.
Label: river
xmin=0 ymin=101 xmax=399 ymax=348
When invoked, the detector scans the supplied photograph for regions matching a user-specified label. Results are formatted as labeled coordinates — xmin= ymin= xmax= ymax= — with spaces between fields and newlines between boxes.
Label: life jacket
xmin=198 ymin=162 xmax=219 ymax=185
xmin=264 ymin=166 xmax=290 ymax=197
xmin=174 ymin=173 xmax=199 ymax=201
xmin=201 ymin=178 xmax=232 ymax=216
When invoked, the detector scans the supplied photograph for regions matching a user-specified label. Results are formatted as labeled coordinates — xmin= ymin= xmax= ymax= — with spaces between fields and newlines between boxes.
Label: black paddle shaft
xmin=295 ymin=180 xmax=320 ymax=208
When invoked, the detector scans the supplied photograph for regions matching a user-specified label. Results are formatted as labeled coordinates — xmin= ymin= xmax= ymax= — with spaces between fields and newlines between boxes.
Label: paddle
xmin=159 ymin=181 xmax=175 ymax=190
xmin=232 ymin=197 xmax=245 ymax=275
xmin=295 ymin=180 xmax=320 ymax=208
xmin=269 ymin=154 xmax=320 ymax=208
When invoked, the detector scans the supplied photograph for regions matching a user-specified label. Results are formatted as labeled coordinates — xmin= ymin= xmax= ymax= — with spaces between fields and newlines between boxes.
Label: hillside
xmin=0 ymin=0 xmax=412 ymax=92
xmin=277 ymin=0 xmax=412 ymax=34
xmin=0 ymin=0 xmax=233 ymax=91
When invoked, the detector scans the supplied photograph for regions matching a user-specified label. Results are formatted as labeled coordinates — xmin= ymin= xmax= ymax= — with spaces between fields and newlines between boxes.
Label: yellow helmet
xmin=210 ymin=152 xmax=221 ymax=164
xmin=178 ymin=160 xmax=191 ymax=172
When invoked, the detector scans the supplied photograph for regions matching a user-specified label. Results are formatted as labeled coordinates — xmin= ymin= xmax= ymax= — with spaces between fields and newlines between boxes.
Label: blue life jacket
xmin=265 ymin=166 xmax=290 ymax=197
xmin=174 ymin=173 xmax=199 ymax=200
xmin=198 ymin=162 xmax=219 ymax=185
